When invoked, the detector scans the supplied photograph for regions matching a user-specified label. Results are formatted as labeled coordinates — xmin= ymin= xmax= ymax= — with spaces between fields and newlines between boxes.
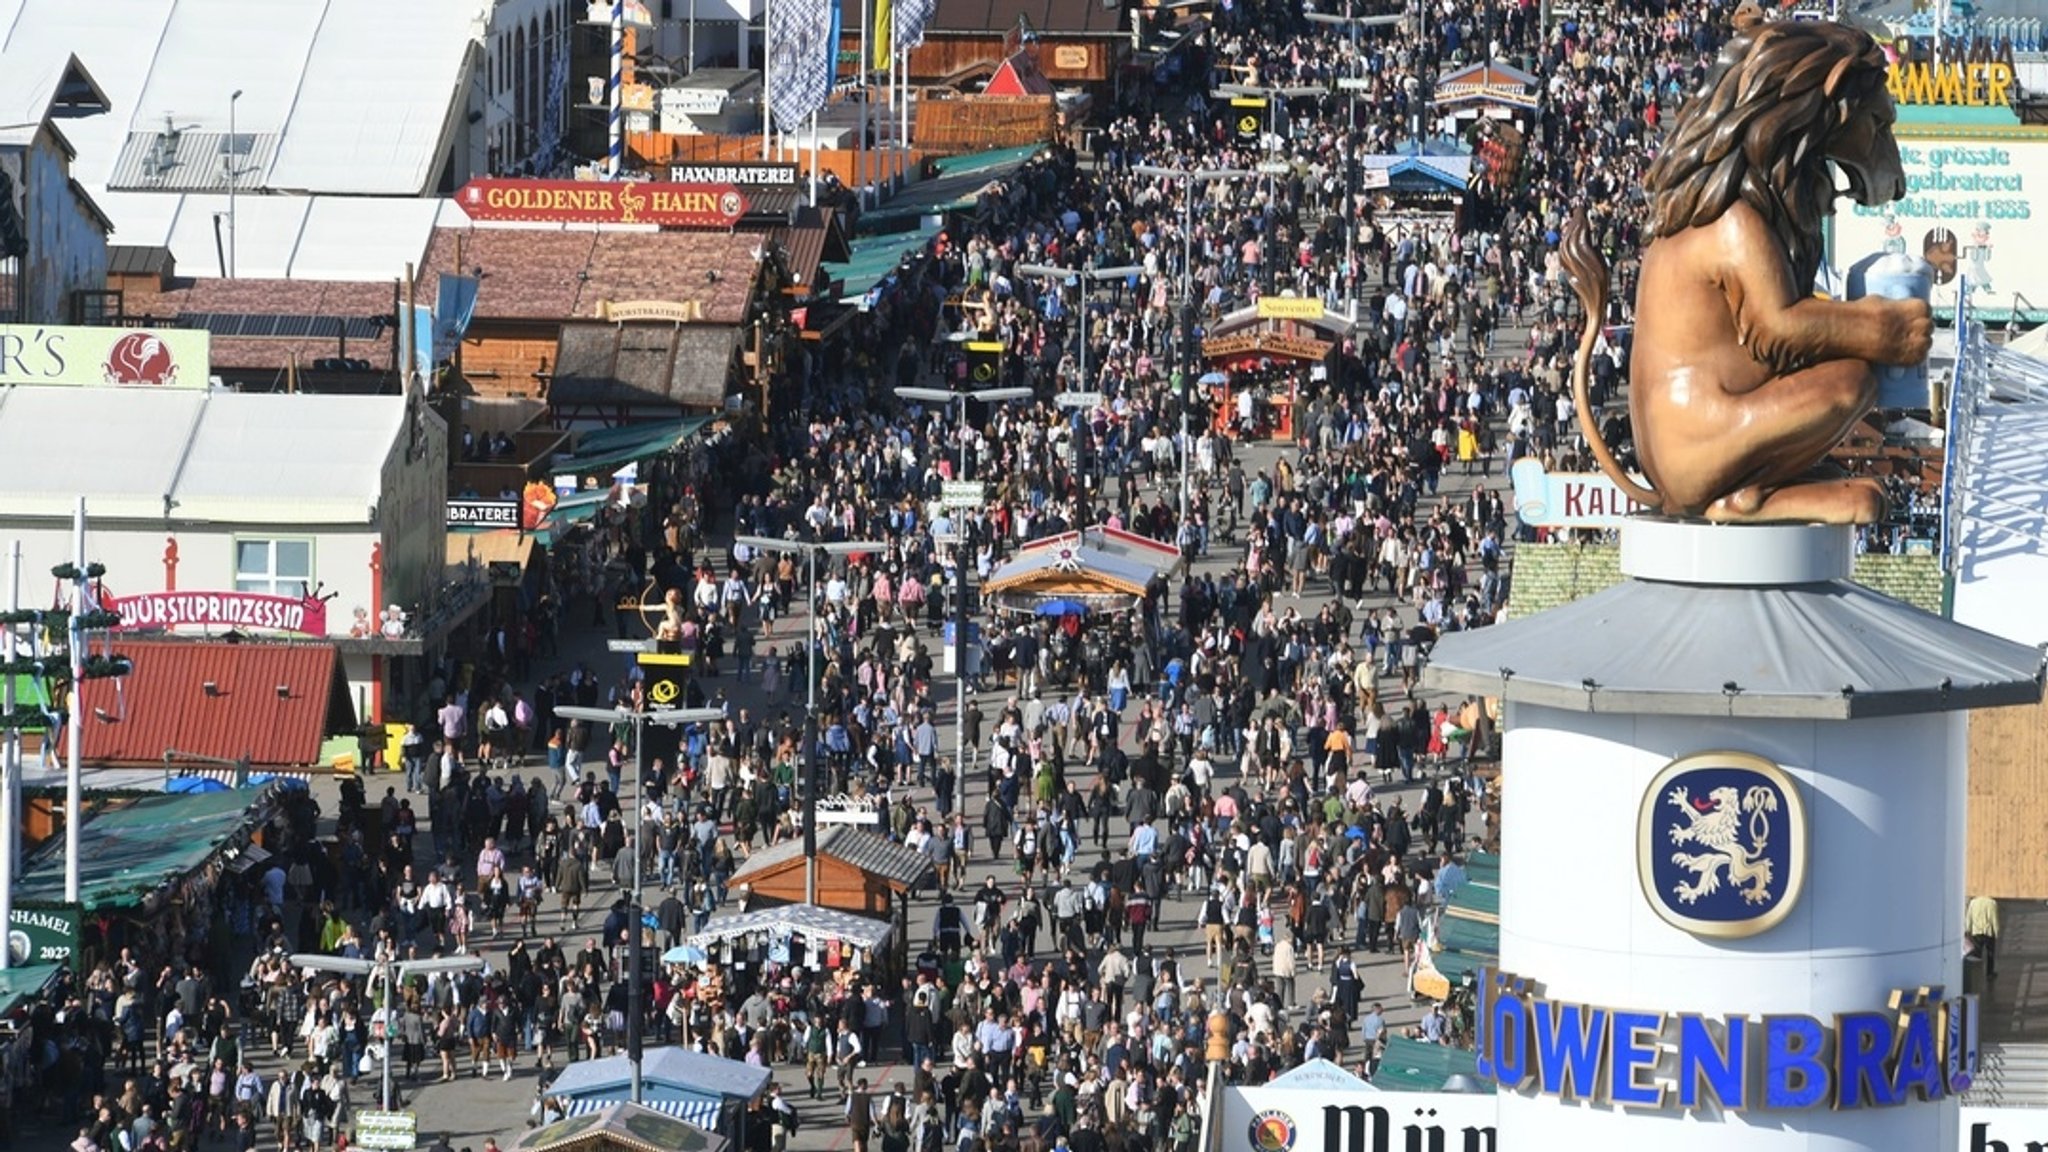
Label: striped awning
xmin=562 ymin=1097 xmax=722 ymax=1129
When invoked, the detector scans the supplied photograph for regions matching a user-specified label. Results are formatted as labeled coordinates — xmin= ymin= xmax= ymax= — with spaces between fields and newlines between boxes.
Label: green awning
xmin=824 ymin=223 xmax=945 ymax=301
xmin=1447 ymin=884 xmax=1499 ymax=922
xmin=1431 ymin=948 xmax=1488 ymax=987
xmin=1437 ymin=915 xmax=1497 ymax=958
xmin=14 ymin=791 xmax=272 ymax=912
xmin=1466 ymin=851 xmax=1500 ymax=887
xmin=855 ymin=144 xmax=1047 ymax=234
xmin=1373 ymin=1035 xmax=1490 ymax=1093
xmin=0 ymin=963 xmax=60 ymax=1017
xmin=552 ymin=416 xmax=713 ymax=476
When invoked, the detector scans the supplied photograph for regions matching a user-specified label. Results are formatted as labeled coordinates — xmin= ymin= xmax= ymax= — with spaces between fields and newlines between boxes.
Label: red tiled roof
xmin=78 ymin=640 xmax=350 ymax=768
xmin=416 ymin=227 xmax=763 ymax=325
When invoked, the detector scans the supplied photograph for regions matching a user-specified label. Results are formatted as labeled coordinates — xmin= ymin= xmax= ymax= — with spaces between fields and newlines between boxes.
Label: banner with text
xmin=1227 ymin=1086 xmax=2048 ymax=1150
xmin=0 ymin=325 xmax=210 ymax=388
xmin=1509 ymin=458 xmax=1647 ymax=527
xmin=1832 ymin=136 xmax=2044 ymax=319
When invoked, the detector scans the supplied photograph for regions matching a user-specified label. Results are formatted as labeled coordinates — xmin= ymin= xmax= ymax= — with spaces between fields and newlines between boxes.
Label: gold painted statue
xmin=1561 ymin=18 xmax=1932 ymax=524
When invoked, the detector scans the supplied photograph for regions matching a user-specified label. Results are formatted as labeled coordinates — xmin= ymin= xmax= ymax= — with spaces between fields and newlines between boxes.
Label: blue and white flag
xmin=894 ymin=0 xmax=936 ymax=51
xmin=768 ymin=0 xmax=836 ymax=131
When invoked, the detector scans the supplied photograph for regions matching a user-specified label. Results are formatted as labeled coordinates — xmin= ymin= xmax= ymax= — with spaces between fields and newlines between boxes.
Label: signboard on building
xmin=941 ymin=481 xmax=988 ymax=509
xmin=8 ymin=904 xmax=80 ymax=971
xmin=1224 ymin=1083 xmax=2048 ymax=1148
xmin=0 ymin=325 xmax=210 ymax=389
xmin=354 ymin=1111 xmax=418 ymax=1152
xmin=109 ymin=590 xmax=330 ymax=636
xmin=1832 ymin=134 xmax=2046 ymax=319
xmin=667 ymin=162 xmax=798 ymax=187
xmin=1509 ymin=458 xmax=1647 ymax=527
xmin=446 ymin=499 xmax=520 ymax=528
xmin=1257 ymin=296 xmax=1325 ymax=320
xmin=456 ymin=178 xmax=747 ymax=228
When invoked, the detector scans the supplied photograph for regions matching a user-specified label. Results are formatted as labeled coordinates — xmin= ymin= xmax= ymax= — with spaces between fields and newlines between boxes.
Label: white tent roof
xmin=2008 ymin=324 xmax=2048 ymax=359
xmin=0 ymin=0 xmax=477 ymax=278
xmin=0 ymin=388 xmax=407 ymax=524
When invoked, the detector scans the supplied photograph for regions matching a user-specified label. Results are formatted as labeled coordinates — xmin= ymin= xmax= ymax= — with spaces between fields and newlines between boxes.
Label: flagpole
xmin=762 ymin=0 xmax=774 ymax=161
xmin=859 ymin=0 xmax=870 ymax=206
xmin=809 ymin=111 xmax=820 ymax=204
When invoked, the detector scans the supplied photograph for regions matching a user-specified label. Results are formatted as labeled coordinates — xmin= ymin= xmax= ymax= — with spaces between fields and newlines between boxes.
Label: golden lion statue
xmin=1561 ymin=19 xmax=1932 ymax=525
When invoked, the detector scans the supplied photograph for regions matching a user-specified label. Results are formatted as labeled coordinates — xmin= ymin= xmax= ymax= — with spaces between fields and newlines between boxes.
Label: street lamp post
xmin=226 ymin=89 xmax=242 ymax=279
xmin=893 ymin=385 xmax=1030 ymax=808
xmin=1014 ymin=264 xmax=1144 ymax=410
xmin=554 ymin=703 xmax=720 ymax=1104
xmin=1130 ymin=166 xmax=1249 ymax=532
xmin=290 ymin=953 xmax=484 ymax=1112
xmin=730 ymin=537 xmax=882 ymax=903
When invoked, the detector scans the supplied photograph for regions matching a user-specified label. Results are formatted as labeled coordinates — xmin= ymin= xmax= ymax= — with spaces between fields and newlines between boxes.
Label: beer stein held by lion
xmin=1560 ymin=18 xmax=1932 ymax=525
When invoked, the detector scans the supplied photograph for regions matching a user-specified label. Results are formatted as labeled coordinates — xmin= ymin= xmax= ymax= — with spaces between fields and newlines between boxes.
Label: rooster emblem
xmin=1666 ymin=783 xmax=1780 ymax=906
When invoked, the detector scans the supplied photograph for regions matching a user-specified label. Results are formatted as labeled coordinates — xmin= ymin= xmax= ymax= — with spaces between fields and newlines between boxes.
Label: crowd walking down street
xmin=27 ymin=3 xmax=1768 ymax=1152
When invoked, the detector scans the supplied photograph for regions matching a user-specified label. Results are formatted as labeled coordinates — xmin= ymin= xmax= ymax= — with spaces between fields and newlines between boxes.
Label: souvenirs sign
xmin=457 ymin=178 xmax=747 ymax=228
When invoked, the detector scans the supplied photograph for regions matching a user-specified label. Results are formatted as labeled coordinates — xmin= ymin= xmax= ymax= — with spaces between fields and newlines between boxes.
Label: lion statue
xmin=1561 ymin=18 xmax=1932 ymax=524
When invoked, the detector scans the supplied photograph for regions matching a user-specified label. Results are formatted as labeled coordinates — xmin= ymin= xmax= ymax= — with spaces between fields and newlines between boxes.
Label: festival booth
xmin=679 ymin=903 xmax=900 ymax=993
xmin=9 ymin=788 xmax=283 ymax=975
xmin=545 ymin=1048 xmax=769 ymax=1136
xmin=1201 ymin=299 xmax=1351 ymax=442
xmin=725 ymin=825 xmax=933 ymax=919
xmin=511 ymin=1102 xmax=731 ymax=1152
xmin=981 ymin=540 xmax=1159 ymax=618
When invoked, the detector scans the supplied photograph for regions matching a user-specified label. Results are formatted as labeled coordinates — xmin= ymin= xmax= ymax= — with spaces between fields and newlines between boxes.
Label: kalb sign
xmin=1509 ymin=458 xmax=1647 ymax=527
xmin=0 ymin=324 xmax=210 ymax=389
xmin=457 ymin=178 xmax=746 ymax=228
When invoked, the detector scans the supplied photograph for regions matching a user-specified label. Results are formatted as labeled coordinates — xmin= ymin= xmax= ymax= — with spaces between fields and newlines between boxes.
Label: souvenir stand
xmin=678 ymin=903 xmax=899 ymax=1003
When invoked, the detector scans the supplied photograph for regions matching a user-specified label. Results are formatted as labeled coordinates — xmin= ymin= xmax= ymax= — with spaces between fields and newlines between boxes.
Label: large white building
xmin=0 ymin=387 xmax=459 ymax=724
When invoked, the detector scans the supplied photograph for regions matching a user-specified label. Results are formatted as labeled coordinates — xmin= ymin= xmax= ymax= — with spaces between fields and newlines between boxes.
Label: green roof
xmin=1507 ymin=543 xmax=1944 ymax=618
xmin=1437 ymin=915 xmax=1498 ymax=958
xmin=0 ymin=964 xmax=61 ymax=1016
xmin=1466 ymin=851 xmax=1499 ymax=887
xmin=855 ymin=144 xmax=1048 ymax=233
xmin=824 ymin=223 xmax=945 ymax=300
xmin=1372 ymin=1035 xmax=1490 ymax=1093
xmin=1432 ymin=948 xmax=1489 ymax=986
xmin=15 ymin=791 xmax=269 ymax=911
xmin=1447 ymin=884 xmax=1499 ymax=921
xmin=553 ymin=417 xmax=713 ymax=476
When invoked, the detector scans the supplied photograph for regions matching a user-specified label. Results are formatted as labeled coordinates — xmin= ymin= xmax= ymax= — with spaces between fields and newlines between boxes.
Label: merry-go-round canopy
xmin=510 ymin=1101 xmax=733 ymax=1152
xmin=983 ymin=543 xmax=1156 ymax=614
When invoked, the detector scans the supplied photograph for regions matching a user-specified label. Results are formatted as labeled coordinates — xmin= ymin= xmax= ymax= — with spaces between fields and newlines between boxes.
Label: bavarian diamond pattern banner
xmin=894 ymin=0 xmax=935 ymax=51
xmin=768 ymin=0 xmax=836 ymax=132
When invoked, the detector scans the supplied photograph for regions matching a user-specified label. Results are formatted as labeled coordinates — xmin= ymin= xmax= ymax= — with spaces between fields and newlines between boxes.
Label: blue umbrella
xmin=663 ymin=944 xmax=709 ymax=965
xmin=1036 ymin=599 xmax=1088 ymax=617
xmin=1197 ymin=371 xmax=1228 ymax=386
xmin=1344 ymin=825 xmax=1367 ymax=840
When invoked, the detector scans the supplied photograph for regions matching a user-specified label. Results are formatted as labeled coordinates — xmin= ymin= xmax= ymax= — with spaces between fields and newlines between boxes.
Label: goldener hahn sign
xmin=456 ymin=178 xmax=746 ymax=228
xmin=0 ymin=324 xmax=211 ymax=388
xmin=110 ymin=590 xmax=329 ymax=636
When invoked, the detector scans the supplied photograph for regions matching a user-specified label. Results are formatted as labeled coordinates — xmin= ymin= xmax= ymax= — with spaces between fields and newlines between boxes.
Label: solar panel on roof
xmin=273 ymin=315 xmax=314 ymax=339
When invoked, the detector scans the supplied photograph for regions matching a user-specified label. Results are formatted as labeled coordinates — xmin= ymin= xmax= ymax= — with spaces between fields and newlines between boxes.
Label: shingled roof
xmin=415 ymin=228 xmax=763 ymax=324
xmin=729 ymin=825 xmax=934 ymax=890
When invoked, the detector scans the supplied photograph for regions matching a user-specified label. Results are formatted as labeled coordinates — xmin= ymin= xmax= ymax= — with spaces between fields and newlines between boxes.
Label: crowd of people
xmin=37 ymin=4 xmax=1779 ymax=1152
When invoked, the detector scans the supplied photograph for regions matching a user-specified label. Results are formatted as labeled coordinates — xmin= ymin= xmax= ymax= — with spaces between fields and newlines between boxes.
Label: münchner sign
xmin=457 ymin=178 xmax=747 ymax=228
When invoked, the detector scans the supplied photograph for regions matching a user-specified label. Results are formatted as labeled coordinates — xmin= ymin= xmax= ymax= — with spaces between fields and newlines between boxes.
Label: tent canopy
xmin=0 ymin=963 xmax=62 ymax=1018
xmin=547 ymin=1047 xmax=771 ymax=1105
xmin=983 ymin=543 xmax=1158 ymax=599
xmin=510 ymin=1101 xmax=733 ymax=1152
xmin=686 ymin=902 xmax=893 ymax=950
xmin=1373 ymin=1035 xmax=1491 ymax=1093
xmin=13 ymin=790 xmax=274 ymax=911
xmin=552 ymin=417 xmax=714 ymax=476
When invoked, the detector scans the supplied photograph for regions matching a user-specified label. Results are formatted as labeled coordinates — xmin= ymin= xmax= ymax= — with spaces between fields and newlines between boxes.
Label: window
xmin=235 ymin=538 xmax=313 ymax=597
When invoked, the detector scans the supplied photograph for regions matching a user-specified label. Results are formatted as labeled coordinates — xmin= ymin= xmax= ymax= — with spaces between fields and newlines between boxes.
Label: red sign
xmin=109 ymin=591 xmax=329 ymax=636
xmin=456 ymin=178 xmax=746 ymax=228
